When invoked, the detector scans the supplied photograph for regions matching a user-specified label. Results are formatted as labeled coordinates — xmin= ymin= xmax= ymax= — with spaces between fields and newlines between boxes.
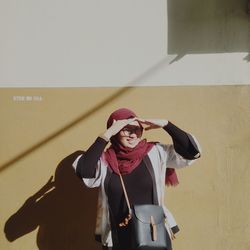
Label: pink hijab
xmin=104 ymin=108 xmax=179 ymax=186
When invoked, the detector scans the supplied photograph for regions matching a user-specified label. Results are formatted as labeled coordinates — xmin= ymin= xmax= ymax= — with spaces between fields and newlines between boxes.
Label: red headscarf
xmin=104 ymin=108 xmax=179 ymax=186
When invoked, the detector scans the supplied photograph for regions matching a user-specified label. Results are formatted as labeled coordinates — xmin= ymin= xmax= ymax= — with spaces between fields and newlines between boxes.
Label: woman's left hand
xmin=136 ymin=118 xmax=168 ymax=130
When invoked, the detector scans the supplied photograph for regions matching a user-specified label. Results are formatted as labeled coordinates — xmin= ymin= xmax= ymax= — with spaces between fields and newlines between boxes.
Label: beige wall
xmin=0 ymin=86 xmax=250 ymax=250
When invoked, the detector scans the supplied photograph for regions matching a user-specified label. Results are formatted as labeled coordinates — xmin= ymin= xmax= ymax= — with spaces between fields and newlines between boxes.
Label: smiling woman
xmin=72 ymin=108 xmax=201 ymax=250
xmin=114 ymin=121 xmax=143 ymax=149
xmin=119 ymin=123 xmax=143 ymax=143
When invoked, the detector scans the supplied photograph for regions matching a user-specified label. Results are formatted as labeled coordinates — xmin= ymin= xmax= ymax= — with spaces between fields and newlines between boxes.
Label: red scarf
xmin=105 ymin=139 xmax=154 ymax=175
xmin=104 ymin=108 xmax=179 ymax=186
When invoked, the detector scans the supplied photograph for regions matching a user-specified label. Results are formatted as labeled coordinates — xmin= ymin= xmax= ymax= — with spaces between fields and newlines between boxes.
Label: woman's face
xmin=117 ymin=120 xmax=143 ymax=148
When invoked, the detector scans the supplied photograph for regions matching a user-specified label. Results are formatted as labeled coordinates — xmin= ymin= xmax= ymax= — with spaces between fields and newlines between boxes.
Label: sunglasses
xmin=120 ymin=125 xmax=143 ymax=137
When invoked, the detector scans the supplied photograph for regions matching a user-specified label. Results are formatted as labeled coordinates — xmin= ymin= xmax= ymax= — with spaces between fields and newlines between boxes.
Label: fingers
xmin=111 ymin=118 xmax=136 ymax=130
xmin=136 ymin=118 xmax=150 ymax=125
xmin=107 ymin=118 xmax=137 ymax=137
xmin=112 ymin=117 xmax=135 ymax=124
xmin=136 ymin=118 xmax=158 ymax=130
xmin=123 ymin=117 xmax=137 ymax=125
xmin=136 ymin=118 xmax=157 ymax=126
xmin=144 ymin=125 xmax=158 ymax=131
xmin=136 ymin=118 xmax=168 ymax=128
xmin=136 ymin=117 xmax=145 ymax=123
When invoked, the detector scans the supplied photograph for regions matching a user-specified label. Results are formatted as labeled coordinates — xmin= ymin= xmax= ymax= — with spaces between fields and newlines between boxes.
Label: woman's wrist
xmin=161 ymin=119 xmax=169 ymax=127
xmin=162 ymin=120 xmax=170 ymax=129
xmin=100 ymin=130 xmax=112 ymax=142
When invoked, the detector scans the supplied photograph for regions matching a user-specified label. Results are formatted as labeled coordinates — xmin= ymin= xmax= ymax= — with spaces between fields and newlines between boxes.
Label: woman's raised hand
xmin=137 ymin=118 xmax=168 ymax=131
xmin=102 ymin=118 xmax=136 ymax=140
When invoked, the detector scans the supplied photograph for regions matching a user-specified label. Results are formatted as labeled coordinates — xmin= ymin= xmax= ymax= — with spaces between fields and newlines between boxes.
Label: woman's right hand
xmin=102 ymin=118 xmax=136 ymax=141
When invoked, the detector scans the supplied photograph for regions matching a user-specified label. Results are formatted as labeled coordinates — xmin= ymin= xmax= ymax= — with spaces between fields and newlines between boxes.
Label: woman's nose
xmin=129 ymin=132 xmax=137 ymax=137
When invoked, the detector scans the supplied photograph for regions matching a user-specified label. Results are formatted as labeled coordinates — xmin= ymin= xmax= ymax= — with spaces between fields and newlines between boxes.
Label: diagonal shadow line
xmin=0 ymin=86 xmax=133 ymax=173
xmin=0 ymin=56 xmax=171 ymax=173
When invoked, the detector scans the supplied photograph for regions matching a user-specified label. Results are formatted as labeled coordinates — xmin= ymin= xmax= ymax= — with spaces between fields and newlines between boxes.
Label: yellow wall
xmin=1 ymin=86 xmax=250 ymax=250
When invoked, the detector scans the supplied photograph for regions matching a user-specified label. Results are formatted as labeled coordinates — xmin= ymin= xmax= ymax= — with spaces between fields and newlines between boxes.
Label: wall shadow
xmin=0 ymin=87 xmax=133 ymax=174
xmin=167 ymin=0 xmax=250 ymax=63
xmin=4 ymin=151 xmax=100 ymax=250
xmin=0 ymin=55 xmax=174 ymax=174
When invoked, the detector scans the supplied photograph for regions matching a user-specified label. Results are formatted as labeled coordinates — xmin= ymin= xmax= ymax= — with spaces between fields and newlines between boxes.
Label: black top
xmin=107 ymin=162 xmax=153 ymax=222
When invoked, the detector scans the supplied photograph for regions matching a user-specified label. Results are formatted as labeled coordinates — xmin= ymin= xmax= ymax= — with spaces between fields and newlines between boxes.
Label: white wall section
xmin=0 ymin=0 xmax=249 ymax=87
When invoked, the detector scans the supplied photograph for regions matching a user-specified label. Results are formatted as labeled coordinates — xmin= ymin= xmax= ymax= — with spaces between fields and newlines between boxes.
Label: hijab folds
xmin=104 ymin=108 xmax=179 ymax=186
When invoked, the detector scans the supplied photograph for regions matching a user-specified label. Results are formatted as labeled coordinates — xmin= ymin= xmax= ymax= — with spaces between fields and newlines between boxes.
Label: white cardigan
xmin=73 ymin=138 xmax=201 ymax=247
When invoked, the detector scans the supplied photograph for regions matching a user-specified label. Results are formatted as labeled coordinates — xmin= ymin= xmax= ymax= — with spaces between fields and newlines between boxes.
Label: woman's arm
xmin=137 ymin=118 xmax=201 ymax=160
xmin=77 ymin=118 xmax=137 ymax=178
xmin=163 ymin=122 xmax=200 ymax=160
xmin=76 ymin=137 xmax=108 ymax=178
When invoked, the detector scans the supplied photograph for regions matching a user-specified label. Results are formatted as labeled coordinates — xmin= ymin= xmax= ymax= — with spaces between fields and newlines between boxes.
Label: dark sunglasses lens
xmin=123 ymin=126 xmax=142 ymax=135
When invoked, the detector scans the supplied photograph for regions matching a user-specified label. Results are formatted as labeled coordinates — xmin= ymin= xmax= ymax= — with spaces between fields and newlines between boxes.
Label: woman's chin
xmin=124 ymin=139 xmax=140 ymax=148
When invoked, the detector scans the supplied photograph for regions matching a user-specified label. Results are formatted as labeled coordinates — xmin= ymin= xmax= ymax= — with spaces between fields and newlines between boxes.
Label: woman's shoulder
xmin=151 ymin=142 xmax=172 ymax=151
xmin=148 ymin=142 xmax=170 ymax=156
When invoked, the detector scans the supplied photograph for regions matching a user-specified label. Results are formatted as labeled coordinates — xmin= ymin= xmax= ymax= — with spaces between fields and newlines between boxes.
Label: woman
xmin=73 ymin=108 xmax=201 ymax=250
